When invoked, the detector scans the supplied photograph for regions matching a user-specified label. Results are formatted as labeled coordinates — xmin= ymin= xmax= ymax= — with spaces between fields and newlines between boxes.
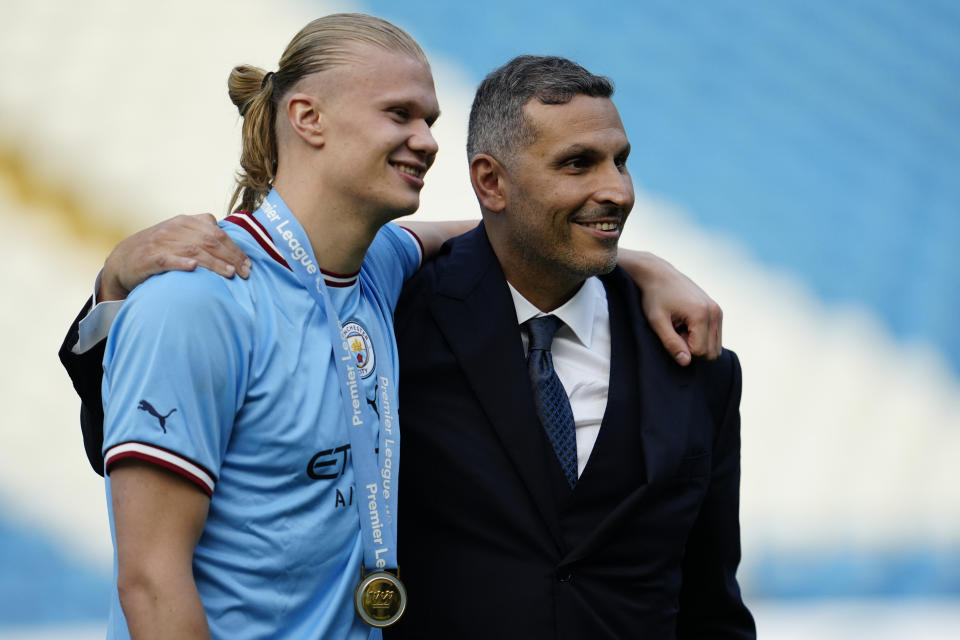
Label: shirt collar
xmin=507 ymin=277 xmax=603 ymax=349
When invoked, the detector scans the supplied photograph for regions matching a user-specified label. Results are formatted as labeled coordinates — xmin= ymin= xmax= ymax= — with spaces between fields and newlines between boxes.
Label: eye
xmin=563 ymin=156 xmax=591 ymax=171
xmin=615 ymin=145 xmax=631 ymax=172
xmin=388 ymin=107 xmax=410 ymax=122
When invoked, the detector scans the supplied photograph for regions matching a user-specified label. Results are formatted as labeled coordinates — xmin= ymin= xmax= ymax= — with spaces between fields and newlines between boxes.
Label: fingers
xmin=198 ymin=212 xmax=218 ymax=227
xmin=710 ymin=303 xmax=723 ymax=359
xmin=141 ymin=214 xmax=252 ymax=281
xmin=627 ymin=251 xmax=727 ymax=364
xmin=701 ymin=299 xmax=722 ymax=359
xmin=197 ymin=220 xmax=251 ymax=278
xmin=102 ymin=213 xmax=255 ymax=301
xmin=647 ymin=311 xmax=693 ymax=367
xmin=683 ymin=300 xmax=724 ymax=361
xmin=152 ymin=253 xmax=200 ymax=274
xmin=171 ymin=215 xmax=251 ymax=279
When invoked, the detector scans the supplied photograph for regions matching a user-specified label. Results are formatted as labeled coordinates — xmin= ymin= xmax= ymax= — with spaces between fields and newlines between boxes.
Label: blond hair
xmin=227 ymin=13 xmax=427 ymax=213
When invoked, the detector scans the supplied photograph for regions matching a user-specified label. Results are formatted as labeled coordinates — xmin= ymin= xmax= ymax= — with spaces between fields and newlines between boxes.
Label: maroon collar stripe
xmin=225 ymin=212 xmax=290 ymax=270
xmin=225 ymin=212 xmax=360 ymax=287
xmin=322 ymin=269 xmax=360 ymax=288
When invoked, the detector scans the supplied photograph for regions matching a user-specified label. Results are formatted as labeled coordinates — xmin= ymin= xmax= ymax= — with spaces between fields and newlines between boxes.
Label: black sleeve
xmin=676 ymin=351 xmax=756 ymax=639
xmin=57 ymin=297 xmax=107 ymax=476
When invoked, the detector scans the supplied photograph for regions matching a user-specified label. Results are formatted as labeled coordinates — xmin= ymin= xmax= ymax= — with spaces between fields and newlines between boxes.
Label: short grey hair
xmin=466 ymin=55 xmax=614 ymax=165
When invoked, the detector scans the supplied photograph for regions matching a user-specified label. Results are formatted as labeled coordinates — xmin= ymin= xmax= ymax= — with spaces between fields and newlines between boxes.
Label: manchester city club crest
xmin=342 ymin=321 xmax=376 ymax=379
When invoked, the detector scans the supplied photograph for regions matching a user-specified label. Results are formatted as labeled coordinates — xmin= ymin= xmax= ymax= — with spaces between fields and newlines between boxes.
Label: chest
xmin=223 ymin=280 xmax=397 ymax=494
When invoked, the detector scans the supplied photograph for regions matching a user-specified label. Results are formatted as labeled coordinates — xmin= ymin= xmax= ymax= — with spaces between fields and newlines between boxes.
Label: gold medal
xmin=354 ymin=570 xmax=407 ymax=628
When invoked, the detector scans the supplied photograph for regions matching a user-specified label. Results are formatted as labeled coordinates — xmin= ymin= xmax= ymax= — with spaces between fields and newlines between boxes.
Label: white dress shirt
xmin=508 ymin=277 xmax=611 ymax=478
xmin=73 ymin=270 xmax=122 ymax=354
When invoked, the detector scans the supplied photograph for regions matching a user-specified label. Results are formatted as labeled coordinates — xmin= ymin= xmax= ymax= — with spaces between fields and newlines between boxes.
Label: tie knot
xmin=526 ymin=315 xmax=564 ymax=352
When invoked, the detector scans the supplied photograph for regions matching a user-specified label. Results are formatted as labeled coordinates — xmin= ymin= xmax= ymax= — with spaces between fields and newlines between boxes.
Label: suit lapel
xmin=572 ymin=272 xmax=646 ymax=497
xmin=428 ymin=225 xmax=565 ymax=551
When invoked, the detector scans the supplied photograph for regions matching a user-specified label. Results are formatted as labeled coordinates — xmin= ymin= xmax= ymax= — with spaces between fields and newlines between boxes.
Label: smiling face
xmin=313 ymin=43 xmax=440 ymax=223
xmin=496 ymin=94 xmax=634 ymax=306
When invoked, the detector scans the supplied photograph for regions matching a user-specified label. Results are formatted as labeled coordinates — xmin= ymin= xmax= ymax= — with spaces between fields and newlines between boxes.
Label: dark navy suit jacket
xmin=59 ymin=223 xmax=754 ymax=639
xmin=389 ymin=224 xmax=754 ymax=639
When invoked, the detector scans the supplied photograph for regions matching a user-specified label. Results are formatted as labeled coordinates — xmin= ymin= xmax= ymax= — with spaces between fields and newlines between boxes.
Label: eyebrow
xmin=553 ymin=142 xmax=631 ymax=162
xmin=381 ymin=97 xmax=441 ymax=126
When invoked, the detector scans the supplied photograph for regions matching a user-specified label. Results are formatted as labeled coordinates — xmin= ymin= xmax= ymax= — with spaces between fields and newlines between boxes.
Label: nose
xmin=595 ymin=161 xmax=634 ymax=211
xmin=409 ymin=120 xmax=439 ymax=163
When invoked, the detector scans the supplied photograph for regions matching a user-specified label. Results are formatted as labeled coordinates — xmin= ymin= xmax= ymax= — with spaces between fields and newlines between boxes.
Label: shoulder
xmin=104 ymin=265 xmax=256 ymax=407
xmin=357 ymin=223 xmax=423 ymax=302
xmin=122 ymin=216 xmax=288 ymax=317
xmin=401 ymin=224 xmax=497 ymax=300
xmin=220 ymin=215 xmax=288 ymax=271
xmin=603 ymin=265 xmax=742 ymax=388
xmin=364 ymin=223 xmax=421 ymax=269
xmin=601 ymin=267 xmax=742 ymax=414
xmin=695 ymin=348 xmax=741 ymax=386
xmin=125 ymin=263 xmax=240 ymax=314
xmin=115 ymin=258 xmax=259 ymax=349
xmin=374 ymin=221 xmax=421 ymax=252
xmin=691 ymin=348 xmax=742 ymax=422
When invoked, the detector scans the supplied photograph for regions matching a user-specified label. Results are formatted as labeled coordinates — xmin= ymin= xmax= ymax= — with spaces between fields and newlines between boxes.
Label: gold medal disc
xmin=354 ymin=571 xmax=407 ymax=628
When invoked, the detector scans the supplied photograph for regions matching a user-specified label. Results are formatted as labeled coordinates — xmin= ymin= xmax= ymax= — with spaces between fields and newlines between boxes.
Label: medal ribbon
xmin=254 ymin=190 xmax=400 ymax=585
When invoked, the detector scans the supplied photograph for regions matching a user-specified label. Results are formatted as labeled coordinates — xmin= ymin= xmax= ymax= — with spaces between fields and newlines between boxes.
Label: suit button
xmin=557 ymin=569 xmax=573 ymax=583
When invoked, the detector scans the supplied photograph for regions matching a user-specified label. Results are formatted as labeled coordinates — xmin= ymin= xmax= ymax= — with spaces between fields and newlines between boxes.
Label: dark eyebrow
xmin=557 ymin=141 xmax=631 ymax=156
xmin=382 ymin=96 xmax=441 ymax=127
xmin=555 ymin=144 xmax=594 ymax=159
xmin=551 ymin=144 xmax=598 ymax=166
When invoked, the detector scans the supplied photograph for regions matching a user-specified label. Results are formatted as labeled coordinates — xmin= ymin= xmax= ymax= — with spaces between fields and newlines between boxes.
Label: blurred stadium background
xmin=2 ymin=0 xmax=958 ymax=637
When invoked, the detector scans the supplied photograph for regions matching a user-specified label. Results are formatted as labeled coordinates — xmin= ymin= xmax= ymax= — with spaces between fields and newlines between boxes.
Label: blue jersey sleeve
xmin=101 ymin=269 xmax=252 ymax=496
xmin=361 ymin=222 xmax=422 ymax=309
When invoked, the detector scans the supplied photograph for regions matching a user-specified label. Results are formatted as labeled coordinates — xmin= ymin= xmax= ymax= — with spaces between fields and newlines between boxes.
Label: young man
xmin=87 ymin=14 xmax=472 ymax=639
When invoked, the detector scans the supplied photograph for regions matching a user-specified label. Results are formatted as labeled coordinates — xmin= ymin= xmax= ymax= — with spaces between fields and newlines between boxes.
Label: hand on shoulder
xmin=99 ymin=214 xmax=252 ymax=302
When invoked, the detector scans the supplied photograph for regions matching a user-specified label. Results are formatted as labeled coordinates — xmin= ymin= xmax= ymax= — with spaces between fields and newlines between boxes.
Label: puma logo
xmin=366 ymin=384 xmax=379 ymax=418
xmin=137 ymin=400 xmax=177 ymax=433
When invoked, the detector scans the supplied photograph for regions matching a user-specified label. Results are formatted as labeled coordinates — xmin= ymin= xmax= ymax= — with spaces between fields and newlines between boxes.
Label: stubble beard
xmin=506 ymin=185 xmax=622 ymax=290
xmin=509 ymin=217 xmax=620 ymax=287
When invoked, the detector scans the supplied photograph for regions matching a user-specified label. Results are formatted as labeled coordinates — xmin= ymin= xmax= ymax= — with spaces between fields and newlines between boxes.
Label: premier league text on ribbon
xmin=379 ymin=376 xmax=395 ymax=505
xmin=257 ymin=190 xmax=405 ymax=629
xmin=365 ymin=483 xmax=388 ymax=568
xmin=343 ymin=354 xmax=364 ymax=426
xmin=263 ymin=199 xmax=319 ymax=275
xmin=362 ymin=379 xmax=395 ymax=569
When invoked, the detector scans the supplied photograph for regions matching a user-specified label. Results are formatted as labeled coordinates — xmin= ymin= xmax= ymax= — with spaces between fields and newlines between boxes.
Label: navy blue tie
xmin=526 ymin=315 xmax=578 ymax=488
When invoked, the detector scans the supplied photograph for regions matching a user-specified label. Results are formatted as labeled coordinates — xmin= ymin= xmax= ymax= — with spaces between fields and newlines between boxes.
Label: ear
xmin=469 ymin=154 xmax=507 ymax=213
xmin=285 ymin=93 xmax=325 ymax=148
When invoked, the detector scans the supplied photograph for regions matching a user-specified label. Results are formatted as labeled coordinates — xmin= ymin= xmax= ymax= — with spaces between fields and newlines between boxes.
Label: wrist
xmin=618 ymin=249 xmax=663 ymax=285
xmin=98 ymin=261 xmax=129 ymax=302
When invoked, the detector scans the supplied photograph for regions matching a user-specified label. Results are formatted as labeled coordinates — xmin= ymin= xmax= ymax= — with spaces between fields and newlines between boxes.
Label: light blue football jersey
xmin=101 ymin=206 xmax=421 ymax=639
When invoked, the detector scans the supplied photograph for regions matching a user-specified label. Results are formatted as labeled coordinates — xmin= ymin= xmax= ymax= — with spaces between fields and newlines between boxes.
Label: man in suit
xmin=389 ymin=56 xmax=754 ymax=638
xmin=59 ymin=55 xmax=750 ymax=638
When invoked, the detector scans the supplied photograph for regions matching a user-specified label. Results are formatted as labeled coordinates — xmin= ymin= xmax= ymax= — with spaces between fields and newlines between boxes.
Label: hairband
xmin=261 ymin=71 xmax=275 ymax=91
